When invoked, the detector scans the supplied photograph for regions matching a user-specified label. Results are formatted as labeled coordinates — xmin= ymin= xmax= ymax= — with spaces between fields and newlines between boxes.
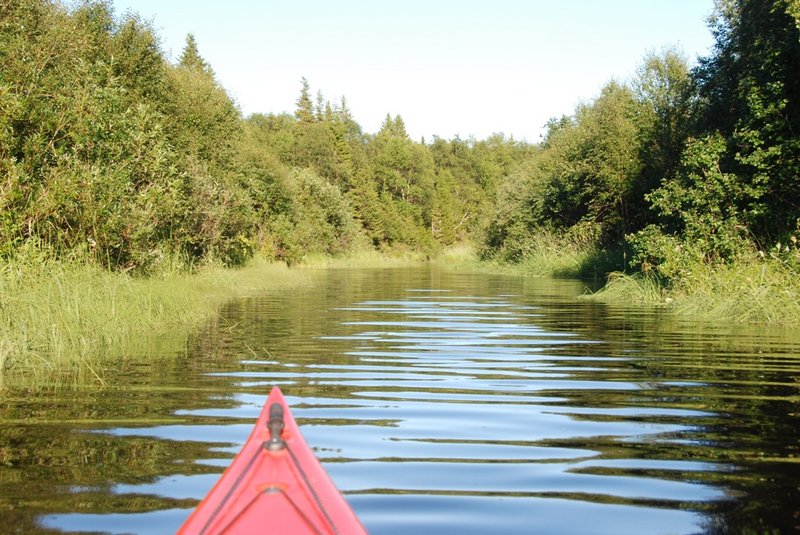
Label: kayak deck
xmin=177 ymin=387 xmax=367 ymax=535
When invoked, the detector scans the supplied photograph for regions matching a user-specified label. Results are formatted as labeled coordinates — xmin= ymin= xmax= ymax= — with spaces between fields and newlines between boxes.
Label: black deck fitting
xmin=267 ymin=402 xmax=286 ymax=451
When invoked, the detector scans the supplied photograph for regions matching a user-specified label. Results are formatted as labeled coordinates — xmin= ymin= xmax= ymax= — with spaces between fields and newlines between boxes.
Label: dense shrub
xmin=0 ymin=0 xmax=509 ymax=270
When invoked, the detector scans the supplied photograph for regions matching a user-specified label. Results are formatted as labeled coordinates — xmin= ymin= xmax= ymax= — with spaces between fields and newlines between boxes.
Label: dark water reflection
xmin=1 ymin=267 xmax=799 ymax=534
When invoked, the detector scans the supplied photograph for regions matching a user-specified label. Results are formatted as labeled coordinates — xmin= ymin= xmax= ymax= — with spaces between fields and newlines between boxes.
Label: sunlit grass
xmin=0 ymin=253 xmax=314 ymax=387
xmin=586 ymin=272 xmax=666 ymax=305
xmin=429 ymin=243 xmax=486 ymax=271
xmin=587 ymin=257 xmax=800 ymax=325
xmin=480 ymin=232 xmax=800 ymax=325
xmin=298 ymin=247 xmax=426 ymax=269
xmin=0 ymin=246 xmax=448 ymax=388
xmin=6 ymin=239 xmax=795 ymax=390
xmin=521 ymin=239 xmax=595 ymax=277
xmin=671 ymin=259 xmax=800 ymax=324
xmin=479 ymin=231 xmax=623 ymax=280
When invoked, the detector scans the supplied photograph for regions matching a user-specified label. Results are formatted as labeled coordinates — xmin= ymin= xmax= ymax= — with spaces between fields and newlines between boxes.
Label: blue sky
xmin=111 ymin=0 xmax=716 ymax=141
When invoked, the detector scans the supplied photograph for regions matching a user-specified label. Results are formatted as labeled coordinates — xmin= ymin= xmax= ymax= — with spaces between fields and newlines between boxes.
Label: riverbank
xmin=0 ymin=255 xmax=310 ymax=388
xmin=480 ymin=239 xmax=800 ymax=326
xmin=588 ymin=256 xmax=800 ymax=324
xmin=4 ymin=243 xmax=796 ymax=389
xmin=0 ymin=248 xmax=435 ymax=388
xmin=472 ymin=230 xmax=625 ymax=281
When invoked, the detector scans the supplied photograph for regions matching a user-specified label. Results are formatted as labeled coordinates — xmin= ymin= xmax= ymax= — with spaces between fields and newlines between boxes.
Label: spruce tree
xmin=315 ymin=90 xmax=326 ymax=122
xmin=178 ymin=33 xmax=212 ymax=75
xmin=393 ymin=115 xmax=409 ymax=139
xmin=295 ymin=77 xmax=315 ymax=123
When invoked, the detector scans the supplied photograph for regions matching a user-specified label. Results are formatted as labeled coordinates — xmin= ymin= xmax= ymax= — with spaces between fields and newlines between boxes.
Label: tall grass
xmin=0 ymin=252 xmax=314 ymax=387
xmin=671 ymin=259 xmax=800 ymax=324
xmin=429 ymin=243 xmax=486 ymax=271
xmin=481 ymin=229 xmax=800 ymax=325
xmin=518 ymin=235 xmax=597 ymax=277
xmin=0 ymin=246 xmax=444 ymax=388
xmin=588 ymin=272 xmax=666 ymax=305
xmin=298 ymin=247 xmax=426 ymax=269
xmin=588 ymin=257 xmax=800 ymax=325
xmin=479 ymin=230 xmax=624 ymax=280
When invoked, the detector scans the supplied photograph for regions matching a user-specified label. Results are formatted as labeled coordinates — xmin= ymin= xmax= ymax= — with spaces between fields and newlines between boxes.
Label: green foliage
xmin=631 ymin=48 xmax=694 ymax=226
xmin=542 ymin=81 xmax=643 ymax=240
xmin=627 ymin=224 xmax=697 ymax=284
xmin=361 ymin=114 xmax=439 ymax=250
xmin=694 ymin=0 xmax=800 ymax=244
xmin=287 ymin=169 xmax=364 ymax=258
xmin=0 ymin=1 xmax=184 ymax=270
xmin=627 ymin=0 xmax=800 ymax=288
xmin=482 ymin=76 xmax=649 ymax=266
xmin=244 ymin=113 xmax=297 ymax=164
xmin=480 ymin=159 xmax=547 ymax=262
xmin=0 ymin=2 xmax=256 ymax=271
xmin=483 ymin=0 xmax=799 ymax=312
xmin=430 ymin=135 xmax=524 ymax=244
xmin=237 ymin=120 xmax=295 ymax=220
xmin=178 ymin=33 xmax=212 ymax=74
xmin=0 ymin=0 xmax=510 ymax=272
xmin=165 ymin=65 xmax=241 ymax=167
xmin=110 ymin=14 xmax=169 ymax=102
xmin=294 ymin=77 xmax=315 ymax=123
xmin=645 ymin=134 xmax=752 ymax=255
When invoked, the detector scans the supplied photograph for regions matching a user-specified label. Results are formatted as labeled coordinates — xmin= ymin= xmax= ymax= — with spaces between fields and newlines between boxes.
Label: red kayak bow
xmin=177 ymin=387 xmax=367 ymax=535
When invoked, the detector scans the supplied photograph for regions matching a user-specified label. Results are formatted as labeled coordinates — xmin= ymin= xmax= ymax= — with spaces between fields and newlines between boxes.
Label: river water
xmin=1 ymin=267 xmax=799 ymax=534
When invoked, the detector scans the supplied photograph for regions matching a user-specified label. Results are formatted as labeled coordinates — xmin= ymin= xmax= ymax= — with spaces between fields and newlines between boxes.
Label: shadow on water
xmin=0 ymin=267 xmax=798 ymax=534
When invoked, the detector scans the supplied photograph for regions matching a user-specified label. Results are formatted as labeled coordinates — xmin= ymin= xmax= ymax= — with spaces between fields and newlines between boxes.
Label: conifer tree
xmin=393 ymin=115 xmax=409 ymax=139
xmin=380 ymin=113 xmax=394 ymax=135
xmin=315 ymin=90 xmax=326 ymax=122
xmin=178 ymin=33 xmax=212 ymax=75
xmin=295 ymin=77 xmax=315 ymax=123
xmin=336 ymin=96 xmax=363 ymax=142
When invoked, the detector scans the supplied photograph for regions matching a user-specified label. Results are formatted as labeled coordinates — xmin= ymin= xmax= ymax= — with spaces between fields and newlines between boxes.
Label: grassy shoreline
xmin=3 ymin=243 xmax=796 ymax=388
xmin=587 ymin=258 xmax=800 ymax=325
xmin=0 ymin=248 xmax=432 ymax=388
xmin=471 ymin=239 xmax=800 ymax=326
xmin=0 ymin=256 xmax=312 ymax=387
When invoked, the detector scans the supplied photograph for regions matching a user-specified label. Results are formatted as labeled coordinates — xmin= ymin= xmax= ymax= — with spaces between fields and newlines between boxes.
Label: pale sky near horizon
xmin=111 ymin=0 xmax=716 ymax=142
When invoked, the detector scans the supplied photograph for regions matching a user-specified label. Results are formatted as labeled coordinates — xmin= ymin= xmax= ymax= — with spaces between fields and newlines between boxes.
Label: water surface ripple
xmin=2 ymin=268 xmax=799 ymax=534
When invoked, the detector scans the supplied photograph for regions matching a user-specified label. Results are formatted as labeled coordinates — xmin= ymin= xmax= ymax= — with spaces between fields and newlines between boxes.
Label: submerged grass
xmin=0 ymin=253 xmax=315 ymax=387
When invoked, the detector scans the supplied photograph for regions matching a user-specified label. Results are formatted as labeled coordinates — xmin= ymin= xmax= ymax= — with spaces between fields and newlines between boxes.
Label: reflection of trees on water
xmin=0 ymin=268 xmax=798 ymax=533
xmin=0 ymin=420 xmax=209 ymax=525
xmin=530 ymin=297 xmax=800 ymax=534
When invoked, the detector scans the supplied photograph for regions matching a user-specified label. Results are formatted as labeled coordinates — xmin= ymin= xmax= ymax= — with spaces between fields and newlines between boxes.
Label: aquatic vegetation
xmin=588 ymin=253 xmax=800 ymax=325
xmin=0 ymin=253 xmax=313 ymax=386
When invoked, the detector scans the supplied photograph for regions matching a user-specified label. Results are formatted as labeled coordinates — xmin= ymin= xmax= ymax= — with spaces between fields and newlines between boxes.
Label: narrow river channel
xmin=1 ymin=267 xmax=799 ymax=534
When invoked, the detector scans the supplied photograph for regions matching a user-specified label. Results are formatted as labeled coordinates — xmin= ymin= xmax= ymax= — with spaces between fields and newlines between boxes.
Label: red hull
xmin=177 ymin=387 xmax=367 ymax=534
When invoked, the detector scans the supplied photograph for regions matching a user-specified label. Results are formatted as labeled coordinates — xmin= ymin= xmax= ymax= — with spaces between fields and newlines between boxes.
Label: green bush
xmin=287 ymin=169 xmax=364 ymax=258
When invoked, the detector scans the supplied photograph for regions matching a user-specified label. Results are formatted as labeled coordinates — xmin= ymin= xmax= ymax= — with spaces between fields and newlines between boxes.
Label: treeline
xmin=5 ymin=0 xmax=798 ymax=294
xmin=0 ymin=0 xmax=529 ymax=272
xmin=482 ymin=0 xmax=800 ymax=287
